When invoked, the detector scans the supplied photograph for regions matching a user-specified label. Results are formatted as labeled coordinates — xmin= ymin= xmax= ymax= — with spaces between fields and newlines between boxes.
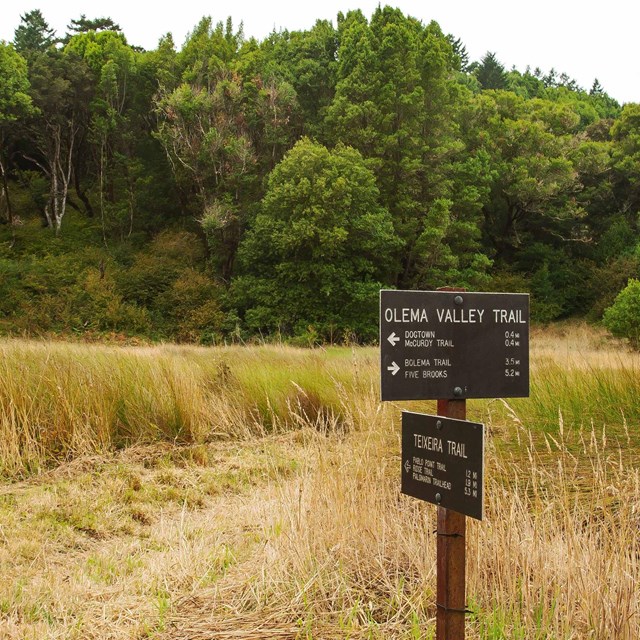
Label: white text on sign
xmin=384 ymin=307 xmax=527 ymax=324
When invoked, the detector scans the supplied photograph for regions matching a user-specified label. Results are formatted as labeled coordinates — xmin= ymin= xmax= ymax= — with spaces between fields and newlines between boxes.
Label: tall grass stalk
xmin=0 ymin=340 xmax=375 ymax=477
xmin=469 ymin=418 xmax=639 ymax=639
xmin=217 ymin=413 xmax=639 ymax=638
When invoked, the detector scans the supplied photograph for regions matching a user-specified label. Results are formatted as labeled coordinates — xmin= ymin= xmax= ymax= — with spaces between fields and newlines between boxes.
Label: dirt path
xmin=0 ymin=433 xmax=310 ymax=640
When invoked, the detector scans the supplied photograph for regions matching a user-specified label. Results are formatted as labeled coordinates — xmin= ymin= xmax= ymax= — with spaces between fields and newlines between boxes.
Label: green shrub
xmin=67 ymin=269 xmax=151 ymax=333
xmin=586 ymin=255 xmax=640 ymax=319
xmin=603 ymin=278 xmax=640 ymax=348
xmin=118 ymin=231 xmax=206 ymax=307
xmin=14 ymin=268 xmax=150 ymax=335
xmin=155 ymin=269 xmax=224 ymax=342
xmin=234 ymin=138 xmax=400 ymax=342
xmin=515 ymin=243 xmax=591 ymax=319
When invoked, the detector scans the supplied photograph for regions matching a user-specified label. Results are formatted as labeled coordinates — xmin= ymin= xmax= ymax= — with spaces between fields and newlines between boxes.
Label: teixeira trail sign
xmin=401 ymin=411 xmax=484 ymax=521
xmin=380 ymin=288 xmax=530 ymax=640
xmin=380 ymin=289 xmax=529 ymax=401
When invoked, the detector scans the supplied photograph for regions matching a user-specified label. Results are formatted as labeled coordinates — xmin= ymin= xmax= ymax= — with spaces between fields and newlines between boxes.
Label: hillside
xmin=1 ymin=8 xmax=639 ymax=342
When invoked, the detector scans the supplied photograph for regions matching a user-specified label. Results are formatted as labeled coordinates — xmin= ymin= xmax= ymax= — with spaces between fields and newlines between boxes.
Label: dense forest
xmin=1 ymin=7 xmax=638 ymax=343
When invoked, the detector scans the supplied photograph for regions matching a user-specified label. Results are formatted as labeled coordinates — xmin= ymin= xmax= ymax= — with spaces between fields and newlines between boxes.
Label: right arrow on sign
xmin=387 ymin=361 xmax=400 ymax=376
xmin=387 ymin=332 xmax=400 ymax=346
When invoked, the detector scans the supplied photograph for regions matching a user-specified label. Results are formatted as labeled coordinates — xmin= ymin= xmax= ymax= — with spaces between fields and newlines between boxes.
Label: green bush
xmin=586 ymin=255 xmax=640 ymax=319
xmin=234 ymin=138 xmax=400 ymax=342
xmin=603 ymin=278 xmax=640 ymax=348
xmin=118 ymin=231 xmax=205 ymax=307
xmin=67 ymin=269 xmax=151 ymax=333
xmin=489 ymin=268 xmax=562 ymax=323
xmin=14 ymin=268 xmax=150 ymax=335
xmin=155 ymin=269 xmax=224 ymax=342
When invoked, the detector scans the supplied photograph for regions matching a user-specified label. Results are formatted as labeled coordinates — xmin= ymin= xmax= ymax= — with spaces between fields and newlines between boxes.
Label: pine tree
xmin=475 ymin=51 xmax=507 ymax=90
xmin=13 ymin=10 xmax=56 ymax=58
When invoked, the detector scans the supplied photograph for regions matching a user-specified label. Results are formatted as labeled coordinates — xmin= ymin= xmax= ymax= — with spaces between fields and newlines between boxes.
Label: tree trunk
xmin=0 ymin=155 xmax=13 ymax=225
xmin=45 ymin=121 xmax=75 ymax=235
xmin=74 ymin=167 xmax=94 ymax=217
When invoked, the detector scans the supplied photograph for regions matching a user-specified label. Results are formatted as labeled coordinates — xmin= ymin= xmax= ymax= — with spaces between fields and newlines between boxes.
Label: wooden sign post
xmin=380 ymin=287 xmax=530 ymax=640
xmin=436 ymin=397 xmax=467 ymax=640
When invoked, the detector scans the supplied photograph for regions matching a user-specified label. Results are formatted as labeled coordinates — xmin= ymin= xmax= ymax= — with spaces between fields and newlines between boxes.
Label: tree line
xmin=1 ymin=7 xmax=638 ymax=343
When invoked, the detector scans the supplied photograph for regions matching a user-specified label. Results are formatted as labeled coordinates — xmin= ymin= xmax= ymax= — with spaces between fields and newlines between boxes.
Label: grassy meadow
xmin=0 ymin=325 xmax=638 ymax=639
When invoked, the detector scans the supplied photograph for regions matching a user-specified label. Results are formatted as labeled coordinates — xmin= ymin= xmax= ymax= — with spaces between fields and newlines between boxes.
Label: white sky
xmin=2 ymin=0 xmax=638 ymax=104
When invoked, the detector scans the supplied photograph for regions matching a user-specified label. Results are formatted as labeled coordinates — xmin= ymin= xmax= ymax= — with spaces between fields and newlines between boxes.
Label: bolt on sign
xmin=401 ymin=411 xmax=484 ymax=520
xmin=380 ymin=290 xmax=529 ymax=401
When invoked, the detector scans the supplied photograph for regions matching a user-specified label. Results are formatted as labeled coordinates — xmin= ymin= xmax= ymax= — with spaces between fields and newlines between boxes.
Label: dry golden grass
xmin=0 ymin=339 xmax=375 ymax=477
xmin=0 ymin=435 xmax=310 ymax=639
xmin=0 ymin=325 xmax=638 ymax=638
xmin=158 ymin=412 xmax=639 ymax=639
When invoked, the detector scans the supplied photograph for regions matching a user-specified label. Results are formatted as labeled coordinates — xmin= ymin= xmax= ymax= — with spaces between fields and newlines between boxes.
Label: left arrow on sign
xmin=404 ymin=460 xmax=411 ymax=473
xmin=387 ymin=361 xmax=400 ymax=376
xmin=387 ymin=332 xmax=400 ymax=346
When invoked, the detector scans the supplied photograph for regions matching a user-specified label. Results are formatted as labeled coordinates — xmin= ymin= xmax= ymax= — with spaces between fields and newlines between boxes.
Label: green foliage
xmin=326 ymin=10 xmax=491 ymax=289
xmin=603 ymin=279 xmax=640 ymax=348
xmin=13 ymin=10 xmax=56 ymax=58
xmin=586 ymin=255 xmax=640 ymax=319
xmin=155 ymin=269 xmax=224 ymax=342
xmin=0 ymin=42 xmax=33 ymax=224
xmin=0 ymin=221 xmax=217 ymax=340
xmin=66 ymin=14 xmax=121 ymax=39
xmin=177 ymin=16 xmax=242 ymax=87
xmin=517 ymin=243 xmax=592 ymax=321
xmin=64 ymin=268 xmax=151 ymax=333
xmin=466 ymin=90 xmax=586 ymax=267
xmin=118 ymin=230 xmax=205 ymax=306
xmin=114 ymin=230 xmax=223 ymax=341
xmin=255 ymin=20 xmax=337 ymax=138
xmin=505 ymin=68 xmax=545 ymax=100
xmin=234 ymin=138 xmax=399 ymax=341
xmin=611 ymin=104 xmax=640 ymax=216
xmin=595 ymin=217 xmax=636 ymax=262
xmin=474 ymin=51 xmax=507 ymax=90
xmin=1 ymin=7 xmax=639 ymax=341
xmin=0 ymin=44 xmax=32 ymax=121
xmin=1 ymin=248 xmax=149 ymax=335
xmin=20 ymin=49 xmax=95 ymax=233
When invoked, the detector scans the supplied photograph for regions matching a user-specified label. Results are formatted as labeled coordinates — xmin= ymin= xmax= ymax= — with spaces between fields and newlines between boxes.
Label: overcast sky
xmin=2 ymin=0 xmax=638 ymax=104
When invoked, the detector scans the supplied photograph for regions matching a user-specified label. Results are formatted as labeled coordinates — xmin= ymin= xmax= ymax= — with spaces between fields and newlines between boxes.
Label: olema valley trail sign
xmin=379 ymin=288 xmax=530 ymax=640
xmin=380 ymin=289 xmax=529 ymax=401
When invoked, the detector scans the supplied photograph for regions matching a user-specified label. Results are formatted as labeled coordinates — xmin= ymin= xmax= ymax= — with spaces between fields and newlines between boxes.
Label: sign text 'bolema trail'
xmin=380 ymin=290 xmax=529 ymax=400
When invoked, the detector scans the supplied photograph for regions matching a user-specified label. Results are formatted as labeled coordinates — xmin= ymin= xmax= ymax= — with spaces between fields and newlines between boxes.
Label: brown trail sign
xmin=401 ymin=411 xmax=484 ymax=521
xmin=380 ymin=288 xmax=530 ymax=640
xmin=380 ymin=289 xmax=529 ymax=401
